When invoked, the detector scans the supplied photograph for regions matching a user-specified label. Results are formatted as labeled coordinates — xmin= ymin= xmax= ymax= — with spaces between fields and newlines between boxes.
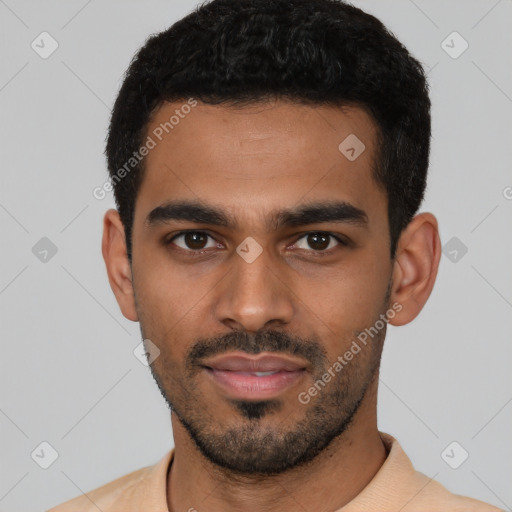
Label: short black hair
xmin=105 ymin=0 xmax=431 ymax=262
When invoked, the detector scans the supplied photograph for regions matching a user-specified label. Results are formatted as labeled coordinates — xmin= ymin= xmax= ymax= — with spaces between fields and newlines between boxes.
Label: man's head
xmin=102 ymin=0 xmax=441 ymax=476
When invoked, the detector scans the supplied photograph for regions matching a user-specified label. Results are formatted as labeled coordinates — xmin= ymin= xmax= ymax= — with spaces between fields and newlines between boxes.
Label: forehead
xmin=135 ymin=99 xmax=386 ymax=233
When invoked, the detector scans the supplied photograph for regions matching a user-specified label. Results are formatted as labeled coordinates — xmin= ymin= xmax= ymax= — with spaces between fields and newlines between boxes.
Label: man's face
xmin=130 ymin=99 xmax=393 ymax=474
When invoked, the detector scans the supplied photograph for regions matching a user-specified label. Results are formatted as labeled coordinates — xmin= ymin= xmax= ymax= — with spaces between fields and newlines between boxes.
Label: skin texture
xmin=102 ymin=99 xmax=441 ymax=512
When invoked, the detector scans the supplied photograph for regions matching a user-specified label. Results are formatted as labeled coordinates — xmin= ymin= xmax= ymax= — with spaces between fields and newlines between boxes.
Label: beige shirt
xmin=47 ymin=432 xmax=503 ymax=512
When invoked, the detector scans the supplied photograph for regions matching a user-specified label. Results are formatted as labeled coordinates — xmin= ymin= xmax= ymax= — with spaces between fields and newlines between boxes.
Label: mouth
xmin=200 ymin=352 xmax=308 ymax=400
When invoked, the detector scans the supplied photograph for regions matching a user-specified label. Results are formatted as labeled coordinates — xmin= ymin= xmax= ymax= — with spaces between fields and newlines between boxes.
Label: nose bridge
xmin=214 ymin=242 xmax=294 ymax=331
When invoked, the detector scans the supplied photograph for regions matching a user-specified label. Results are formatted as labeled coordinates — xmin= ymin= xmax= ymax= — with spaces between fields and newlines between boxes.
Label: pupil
xmin=186 ymin=232 xmax=207 ymax=250
xmin=308 ymin=233 xmax=329 ymax=251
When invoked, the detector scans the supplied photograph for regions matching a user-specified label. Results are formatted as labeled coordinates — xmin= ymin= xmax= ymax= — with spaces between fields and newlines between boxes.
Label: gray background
xmin=0 ymin=0 xmax=511 ymax=510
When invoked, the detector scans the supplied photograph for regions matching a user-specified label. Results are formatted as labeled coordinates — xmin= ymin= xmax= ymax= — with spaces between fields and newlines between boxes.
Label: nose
xmin=213 ymin=242 xmax=295 ymax=333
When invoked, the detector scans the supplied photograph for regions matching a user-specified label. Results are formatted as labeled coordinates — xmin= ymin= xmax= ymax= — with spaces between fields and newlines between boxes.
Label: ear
xmin=388 ymin=212 xmax=441 ymax=327
xmin=101 ymin=209 xmax=138 ymax=322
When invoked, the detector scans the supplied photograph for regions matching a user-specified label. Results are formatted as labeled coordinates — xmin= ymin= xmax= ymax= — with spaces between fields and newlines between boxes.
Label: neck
xmin=167 ymin=385 xmax=387 ymax=512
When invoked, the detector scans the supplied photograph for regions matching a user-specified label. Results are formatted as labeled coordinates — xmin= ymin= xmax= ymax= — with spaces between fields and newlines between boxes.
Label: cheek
xmin=298 ymin=264 xmax=384 ymax=333
xmin=134 ymin=259 xmax=187 ymax=323
xmin=295 ymin=263 xmax=389 ymax=366
xmin=133 ymin=267 xmax=211 ymax=367
xmin=135 ymin=241 xmax=221 ymax=316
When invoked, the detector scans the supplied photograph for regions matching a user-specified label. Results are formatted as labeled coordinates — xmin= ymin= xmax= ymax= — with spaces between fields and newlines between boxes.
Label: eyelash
xmin=165 ymin=230 xmax=348 ymax=257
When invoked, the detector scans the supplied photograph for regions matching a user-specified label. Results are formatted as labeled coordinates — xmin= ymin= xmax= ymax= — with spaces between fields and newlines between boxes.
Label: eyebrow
xmin=145 ymin=199 xmax=369 ymax=231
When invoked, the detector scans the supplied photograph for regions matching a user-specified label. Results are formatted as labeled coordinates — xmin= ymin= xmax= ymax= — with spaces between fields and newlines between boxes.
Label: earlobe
xmin=387 ymin=212 xmax=441 ymax=327
xmin=101 ymin=209 xmax=139 ymax=322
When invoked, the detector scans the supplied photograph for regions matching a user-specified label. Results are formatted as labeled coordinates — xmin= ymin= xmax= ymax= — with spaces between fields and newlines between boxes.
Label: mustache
xmin=186 ymin=329 xmax=328 ymax=371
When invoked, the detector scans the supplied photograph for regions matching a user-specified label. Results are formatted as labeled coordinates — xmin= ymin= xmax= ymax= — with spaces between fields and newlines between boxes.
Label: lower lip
xmin=204 ymin=368 xmax=306 ymax=399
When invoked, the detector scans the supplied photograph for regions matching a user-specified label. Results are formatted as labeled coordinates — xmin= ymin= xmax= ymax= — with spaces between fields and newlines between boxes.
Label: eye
xmin=165 ymin=230 xmax=348 ymax=256
xmin=293 ymin=232 xmax=347 ymax=253
xmin=167 ymin=231 xmax=220 ymax=252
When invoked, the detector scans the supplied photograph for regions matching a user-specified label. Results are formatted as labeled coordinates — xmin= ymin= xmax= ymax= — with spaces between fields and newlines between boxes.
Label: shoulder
xmin=47 ymin=465 xmax=150 ymax=512
xmin=46 ymin=449 xmax=174 ymax=512
xmin=341 ymin=433 xmax=504 ymax=512
xmin=403 ymin=469 xmax=504 ymax=512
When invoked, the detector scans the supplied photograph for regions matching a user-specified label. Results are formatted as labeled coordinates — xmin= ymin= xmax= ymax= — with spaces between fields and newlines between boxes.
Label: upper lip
xmin=201 ymin=352 xmax=308 ymax=372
